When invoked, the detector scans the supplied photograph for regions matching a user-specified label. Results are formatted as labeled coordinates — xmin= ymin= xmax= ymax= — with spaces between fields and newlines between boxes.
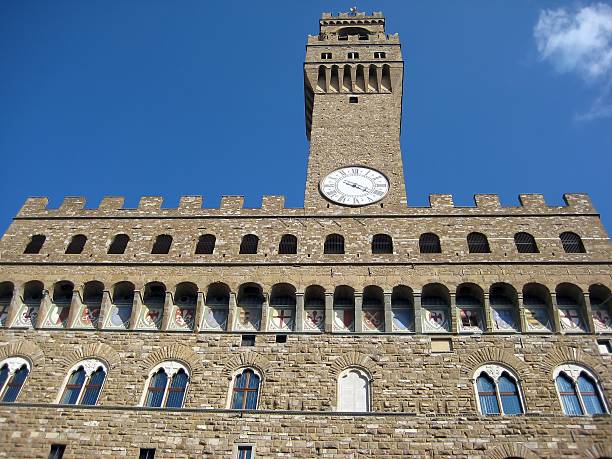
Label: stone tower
xmin=303 ymin=11 xmax=407 ymax=211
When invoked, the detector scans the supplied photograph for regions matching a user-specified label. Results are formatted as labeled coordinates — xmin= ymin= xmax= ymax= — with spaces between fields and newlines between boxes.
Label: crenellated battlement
xmin=14 ymin=193 xmax=598 ymax=219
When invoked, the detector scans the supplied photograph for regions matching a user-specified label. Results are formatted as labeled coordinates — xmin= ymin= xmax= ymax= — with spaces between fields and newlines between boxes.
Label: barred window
xmin=467 ymin=232 xmax=490 ymax=253
xmin=324 ymin=234 xmax=345 ymax=254
xmin=278 ymin=234 xmax=297 ymax=254
xmin=514 ymin=232 xmax=538 ymax=253
xmin=475 ymin=365 xmax=524 ymax=416
xmin=230 ymin=368 xmax=260 ymax=410
xmin=65 ymin=234 xmax=87 ymax=254
xmin=151 ymin=234 xmax=172 ymax=254
xmin=239 ymin=234 xmax=259 ymax=254
xmin=24 ymin=234 xmax=46 ymax=254
xmin=143 ymin=362 xmax=189 ymax=408
xmin=554 ymin=364 xmax=607 ymax=416
xmin=108 ymin=234 xmax=129 ymax=254
xmin=374 ymin=51 xmax=386 ymax=59
xmin=195 ymin=234 xmax=216 ymax=254
xmin=60 ymin=360 xmax=107 ymax=406
xmin=419 ymin=233 xmax=441 ymax=253
xmin=0 ymin=357 xmax=30 ymax=403
xmin=560 ymin=232 xmax=586 ymax=253
xmin=371 ymin=234 xmax=393 ymax=254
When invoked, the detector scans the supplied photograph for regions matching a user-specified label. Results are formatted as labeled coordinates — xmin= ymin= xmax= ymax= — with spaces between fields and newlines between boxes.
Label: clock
xmin=319 ymin=166 xmax=389 ymax=206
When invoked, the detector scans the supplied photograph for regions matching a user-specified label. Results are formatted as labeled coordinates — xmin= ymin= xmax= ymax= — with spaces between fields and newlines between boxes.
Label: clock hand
xmin=343 ymin=180 xmax=368 ymax=191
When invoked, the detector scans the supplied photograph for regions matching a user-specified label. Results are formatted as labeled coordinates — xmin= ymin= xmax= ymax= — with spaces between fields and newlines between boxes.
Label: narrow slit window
xmin=347 ymin=52 xmax=359 ymax=59
xmin=321 ymin=52 xmax=332 ymax=59
xmin=374 ymin=51 xmax=386 ymax=58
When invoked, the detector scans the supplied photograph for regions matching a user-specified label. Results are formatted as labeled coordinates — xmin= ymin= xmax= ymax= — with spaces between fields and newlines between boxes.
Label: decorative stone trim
xmin=0 ymin=340 xmax=44 ymax=366
xmin=330 ymin=351 xmax=379 ymax=379
xmin=541 ymin=345 xmax=603 ymax=377
xmin=462 ymin=347 xmax=527 ymax=378
xmin=141 ymin=344 xmax=201 ymax=375
xmin=486 ymin=443 xmax=539 ymax=459
xmin=223 ymin=351 xmax=271 ymax=379
xmin=585 ymin=443 xmax=612 ymax=459
xmin=56 ymin=342 xmax=120 ymax=370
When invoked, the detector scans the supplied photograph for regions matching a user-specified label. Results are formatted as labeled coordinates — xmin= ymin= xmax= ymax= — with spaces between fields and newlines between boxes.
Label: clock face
xmin=319 ymin=166 xmax=389 ymax=206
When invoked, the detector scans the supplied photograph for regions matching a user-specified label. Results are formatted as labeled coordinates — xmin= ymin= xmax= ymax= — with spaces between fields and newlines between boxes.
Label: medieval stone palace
xmin=0 ymin=10 xmax=611 ymax=459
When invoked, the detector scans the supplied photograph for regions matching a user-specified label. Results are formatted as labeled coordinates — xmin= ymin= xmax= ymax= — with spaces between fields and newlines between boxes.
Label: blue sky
xmin=1 ymin=1 xmax=611 ymax=234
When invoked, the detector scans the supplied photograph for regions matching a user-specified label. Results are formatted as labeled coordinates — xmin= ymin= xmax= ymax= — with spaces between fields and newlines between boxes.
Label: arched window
xmin=457 ymin=283 xmax=485 ymax=333
xmin=362 ymin=285 xmax=384 ymax=332
xmin=202 ymin=282 xmax=230 ymax=331
xmin=170 ymin=282 xmax=197 ymax=331
xmin=151 ymin=234 xmax=172 ymax=254
xmin=79 ymin=281 xmax=103 ymax=329
xmin=371 ymin=234 xmax=393 ymax=254
xmin=589 ymin=284 xmax=612 ymax=332
xmin=338 ymin=367 xmax=370 ymax=412
xmin=467 ymin=232 xmax=490 ymax=253
xmin=304 ymin=285 xmax=325 ymax=332
xmin=195 ymin=234 xmax=216 ymax=254
xmin=236 ymin=284 xmax=263 ymax=331
xmin=269 ymin=283 xmax=296 ymax=331
xmin=105 ymin=281 xmax=134 ymax=329
xmin=514 ymin=232 xmax=539 ymax=253
xmin=24 ymin=235 xmax=46 ymax=254
xmin=143 ymin=362 xmax=190 ymax=408
xmin=523 ymin=283 xmax=553 ymax=332
xmin=554 ymin=364 xmax=607 ymax=416
xmin=60 ymin=359 xmax=107 ymax=406
xmin=333 ymin=285 xmax=355 ymax=332
xmin=230 ymin=368 xmax=261 ymax=410
xmin=65 ymin=234 xmax=87 ymax=254
xmin=278 ymin=234 xmax=297 ymax=254
xmin=474 ymin=365 xmax=524 ymax=416
xmin=14 ymin=280 xmax=44 ymax=328
xmin=560 ymin=232 xmax=586 ymax=253
xmin=324 ymin=234 xmax=345 ymax=254
xmin=0 ymin=282 xmax=13 ymax=327
xmin=108 ymin=234 xmax=129 ymax=254
xmin=239 ymin=234 xmax=259 ymax=254
xmin=0 ymin=357 xmax=30 ymax=402
xmin=419 ymin=233 xmax=441 ymax=253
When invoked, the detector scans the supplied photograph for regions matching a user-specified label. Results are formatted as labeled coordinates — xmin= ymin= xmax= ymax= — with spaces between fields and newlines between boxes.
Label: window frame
xmin=24 ymin=234 xmax=46 ymax=254
xmin=0 ymin=357 xmax=31 ymax=402
xmin=553 ymin=364 xmax=608 ymax=416
xmin=228 ymin=367 xmax=262 ymax=410
xmin=324 ymin=234 xmax=345 ymax=254
xmin=419 ymin=232 xmax=442 ymax=254
xmin=371 ymin=234 xmax=393 ymax=254
xmin=57 ymin=359 xmax=108 ymax=406
xmin=239 ymin=234 xmax=259 ymax=255
xmin=65 ymin=234 xmax=87 ymax=254
xmin=336 ymin=367 xmax=372 ymax=413
xmin=233 ymin=444 xmax=256 ymax=459
xmin=107 ymin=233 xmax=130 ymax=254
xmin=560 ymin=232 xmax=586 ymax=253
xmin=278 ymin=234 xmax=298 ymax=254
xmin=473 ymin=364 xmax=525 ymax=416
xmin=467 ymin=232 xmax=491 ymax=254
xmin=140 ymin=361 xmax=190 ymax=409
xmin=514 ymin=232 xmax=539 ymax=254
xmin=195 ymin=234 xmax=216 ymax=255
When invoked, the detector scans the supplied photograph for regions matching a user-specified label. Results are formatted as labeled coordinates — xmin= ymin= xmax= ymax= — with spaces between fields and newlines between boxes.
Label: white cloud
xmin=534 ymin=3 xmax=612 ymax=120
xmin=535 ymin=3 xmax=612 ymax=80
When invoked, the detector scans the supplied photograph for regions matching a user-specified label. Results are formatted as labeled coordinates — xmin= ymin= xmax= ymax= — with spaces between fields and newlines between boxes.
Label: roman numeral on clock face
xmin=320 ymin=166 xmax=389 ymax=207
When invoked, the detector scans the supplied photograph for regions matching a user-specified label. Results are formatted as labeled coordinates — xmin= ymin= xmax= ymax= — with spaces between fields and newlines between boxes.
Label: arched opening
xmin=304 ymin=285 xmax=325 ymax=332
xmin=362 ymin=285 xmax=384 ymax=332
xmin=203 ymin=282 xmax=230 ymax=331
xmin=560 ymin=232 xmax=586 ymax=253
xmin=170 ymin=282 xmax=198 ymax=331
xmin=489 ymin=283 xmax=519 ymax=332
xmin=421 ymin=283 xmax=450 ymax=332
xmin=106 ymin=281 xmax=134 ymax=329
xmin=324 ymin=234 xmax=345 ymax=254
xmin=230 ymin=368 xmax=261 ymax=410
xmin=24 ymin=235 xmax=46 ymax=254
xmin=456 ymin=283 xmax=485 ymax=332
xmin=355 ymin=65 xmax=365 ymax=92
xmin=342 ymin=65 xmax=352 ymax=92
xmin=381 ymin=64 xmax=391 ymax=92
xmin=338 ymin=367 xmax=370 ymax=412
xmin=236 ymin=283 xmax=264 ymax=331
xmin=239 ymin=234 xmax=259 ymax=255
xmin=367 ymin=65 xmax=378 ymax=92
xmin=278 ymin=234 xmax=298 ymax=254
xmin=522 ymin=283 xmax=552 ymax=331
xmin=514 ymin=232 xmax=538 ymax=254
xmin=65 ymin=235 xmax=87 ymax=254
xmin=330 ymin=65 xmax=340 ymax=92
xmin=467 ymin=232 xmax=490 ymax=254
xmin=556 ymin=283 xmax=587 ymax=332
xmin=20 ymin=280 xmax=44 ymax=328
xmin=0 ymin=282 xmax=14 ymax=327
xmin=391 ymin=285 xmax=414 ymax=332
xmin=589 ymin=284 xmax=611 ymax=332
xmin=555 ymin=365 xmax=608 ymax=415
xmin=337 ymin=27 xmax=371 ymax=40
xmin=151 ymin=235 xmax=172 ymax=254
xmin=333 ymin=285 xmax=354 ymax=332
xmin=195 ymin=234 xmax=216 ymax=254
xmin=269 ymin=283 xmax=296 ymax=331
xmin=474 ymin=364 xmax=524 ymax=416
xmin=371 ymin=234 xmax=393 ymax=254
xmin=139 ymin=282 xmax=165 ymax=330
xmin=419 ymin=233 xmax=442 ymax=253
xmin=79 ymin=281 xmax=103 ymax=328
xmin=108 ymin=234 xmax=129 ymax=254
xmin=316 ymin=65 xmax=326 ymax=92
xmin=42 ymin=281 xmax=73 ymax=329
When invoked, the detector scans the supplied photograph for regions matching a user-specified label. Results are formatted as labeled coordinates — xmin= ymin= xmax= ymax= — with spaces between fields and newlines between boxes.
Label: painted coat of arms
xmin=303 ymin=309 xmax=324 ymax=332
